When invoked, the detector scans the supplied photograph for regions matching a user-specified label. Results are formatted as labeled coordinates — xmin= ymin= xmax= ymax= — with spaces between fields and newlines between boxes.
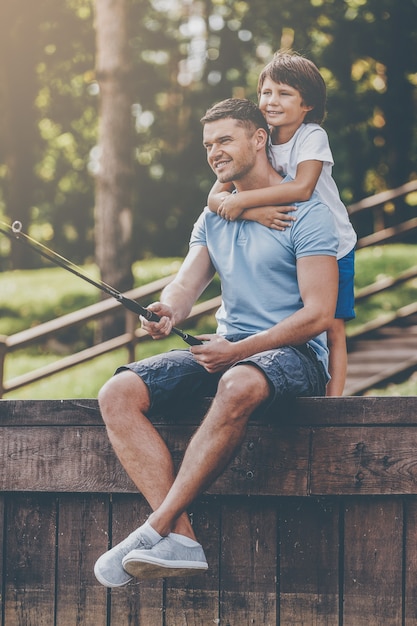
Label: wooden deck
xmin=2 ymin=397 xmax=417 ymax=625
xmin=346 ymin=319 xmax=417 ymax=395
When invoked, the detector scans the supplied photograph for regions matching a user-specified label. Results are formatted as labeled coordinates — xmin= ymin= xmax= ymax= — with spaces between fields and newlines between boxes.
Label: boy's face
xmin=258 ymin=77 xmax=312 ymax=133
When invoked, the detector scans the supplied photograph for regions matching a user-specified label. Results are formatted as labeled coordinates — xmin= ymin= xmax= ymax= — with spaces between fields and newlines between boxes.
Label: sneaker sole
xmin=123 ymin=556 xmax=208 ymax=579
xmin=94 ymin=562 xmax=133 ymax=588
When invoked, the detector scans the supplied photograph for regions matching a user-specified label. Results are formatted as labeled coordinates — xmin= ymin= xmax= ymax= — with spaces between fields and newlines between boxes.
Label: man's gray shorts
xmin=115 ymin=341 xmax=327 ymax=418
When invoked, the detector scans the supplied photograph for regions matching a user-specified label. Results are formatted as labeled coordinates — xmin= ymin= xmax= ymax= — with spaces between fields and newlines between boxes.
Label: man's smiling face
xmin=202 ymin=118 xmax=258 ymax=184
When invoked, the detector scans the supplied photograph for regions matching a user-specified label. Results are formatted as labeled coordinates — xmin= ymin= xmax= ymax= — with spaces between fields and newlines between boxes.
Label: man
xmin=94 ymin=98 xmax=338 ymax=587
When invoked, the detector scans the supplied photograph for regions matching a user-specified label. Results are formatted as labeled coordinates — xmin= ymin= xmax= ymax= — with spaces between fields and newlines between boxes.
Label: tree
xmin=94 ymin=0 xmax=134 ymax=339
xmin=0 ymin=0 xmax=96 ymax=269
xmin=0 ymin=1 xmax=41 ymax=268
xmin=0 ymin=0 xmax=416 ymax=269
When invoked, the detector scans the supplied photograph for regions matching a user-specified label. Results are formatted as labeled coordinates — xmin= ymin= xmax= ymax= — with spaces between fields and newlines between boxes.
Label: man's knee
xmin=98 ymin=370 xmax=150 ymax=423
xmin=217 ymin=364 xmax=270 ymax=409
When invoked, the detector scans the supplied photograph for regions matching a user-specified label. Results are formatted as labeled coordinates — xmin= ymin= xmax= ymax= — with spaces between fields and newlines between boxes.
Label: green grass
xmin=0 ymin=258 xmax=183 ymax=336
xmin=347 ymin=244 xmax=417 ymax=333
xmin=1 ymin=244 xmax=417 ymax=399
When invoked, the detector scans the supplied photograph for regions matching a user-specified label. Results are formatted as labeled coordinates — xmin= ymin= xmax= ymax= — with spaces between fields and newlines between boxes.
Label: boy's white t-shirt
xmin=268 ymin=123 xmax=357 ymax=259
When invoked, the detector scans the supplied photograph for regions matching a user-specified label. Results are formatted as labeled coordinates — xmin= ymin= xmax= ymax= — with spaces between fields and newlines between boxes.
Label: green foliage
xmin=1 ymin=0 xmax=416 ymax=264
xmin=0 ymin=266 xmax=97 ymax=335
xmin=354 ymin=243 xmax=417 ymax=288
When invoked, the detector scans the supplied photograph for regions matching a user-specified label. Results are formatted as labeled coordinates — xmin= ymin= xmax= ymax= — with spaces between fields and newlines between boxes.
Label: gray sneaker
xmin=122 ymin=535 xmax=208 ymax=579
xmin=94 ymin=528 xmax=154 ymax=587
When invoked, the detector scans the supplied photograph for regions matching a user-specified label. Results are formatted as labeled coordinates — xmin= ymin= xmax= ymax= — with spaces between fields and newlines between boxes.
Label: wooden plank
xmin=343 ymin=498 xmax=403 ymax=625
xmin=2 ymin=397 xmax=417 ymax=427
xmin=4 ymin=494 xmax=57 ymax=626
xmin=0 ymin=424 xmax=310 ymax=496
xmin=207 ymin=425 xmax=310 ymax=497
xmin=109 ymin=495 xmax=164 ymax=625
xmin=356 ymin=216 xmax=417 ymax=249
xmin=0 ymin=398 xmax=102 ymax=426
xmin=4 ymin=401 xmax=417 ymax=496
xmin=0 ymin=494 xmax=4 ymax=624
xmin=279 ymin=498 xmax=340 ymax=625
xmin=0 ymin=425 xmax=137 ymax=492
xmin=310 ymin=427 xmax=417 ymax=495
xmin=405 ymin=499 xmax=417 ymax=626
xmin=164 ymin=498 xmax=220 ymax=626
xmin=55 ymin=494 xmax=109 ymax=625
xmin=354 ymin=265 xmax=417 ymax=302
xmin=347 ymin=179 xmax=417 ymax=214
xmin=219 ymin=497 xmax=278 ymax=625
xmin=290 ymin=396 xmax=417 ymax=426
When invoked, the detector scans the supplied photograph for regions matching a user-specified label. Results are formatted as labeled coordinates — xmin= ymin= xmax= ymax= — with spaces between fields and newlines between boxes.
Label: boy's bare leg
xmin=326 ymin=318 xmax=347 ymax=396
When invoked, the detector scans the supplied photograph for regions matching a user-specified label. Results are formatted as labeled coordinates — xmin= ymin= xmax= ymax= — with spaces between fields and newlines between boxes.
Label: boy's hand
xmin=242 ymin=205 xmax=297 ymax=231
xmin=217 ymin=194 xmax=243 ymax=221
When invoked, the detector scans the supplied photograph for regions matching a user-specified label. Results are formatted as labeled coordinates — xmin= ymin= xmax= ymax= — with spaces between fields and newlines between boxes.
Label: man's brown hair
xmin=201 ymin=98 xmax=270 ymax=135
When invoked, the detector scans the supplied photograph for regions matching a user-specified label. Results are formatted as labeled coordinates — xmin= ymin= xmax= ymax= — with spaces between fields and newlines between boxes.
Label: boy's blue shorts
xmin=116 ymin=340 xmax=327 ymax=419
xmin=336 ymin=247 xmax=355 ymax=320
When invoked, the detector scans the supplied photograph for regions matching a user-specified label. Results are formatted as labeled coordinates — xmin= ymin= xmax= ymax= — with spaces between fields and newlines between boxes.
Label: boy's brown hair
xmin=257 ymin=49 xmax=327 ymax=125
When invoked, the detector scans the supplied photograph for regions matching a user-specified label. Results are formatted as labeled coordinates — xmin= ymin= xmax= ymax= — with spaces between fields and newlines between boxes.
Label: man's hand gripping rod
xmin=0 ymin=220 xmax=202 ymax=347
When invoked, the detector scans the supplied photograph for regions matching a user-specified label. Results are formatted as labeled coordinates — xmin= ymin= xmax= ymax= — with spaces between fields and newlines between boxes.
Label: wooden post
xmin=0 ymin=336 xmax=7 ymax=398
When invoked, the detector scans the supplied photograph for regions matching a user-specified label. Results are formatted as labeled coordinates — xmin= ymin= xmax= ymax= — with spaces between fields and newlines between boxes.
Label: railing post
xmin=125 ymin=311 xmax=138 ymax=363
xmin=0 ymin=335 xmax=8 ymax=398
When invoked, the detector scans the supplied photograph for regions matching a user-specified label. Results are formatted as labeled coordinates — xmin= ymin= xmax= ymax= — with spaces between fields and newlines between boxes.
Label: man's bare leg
xmin=94 ymin=370 xmax=195 ymax=586
xmin=147 ymin=364 xmax=270 ymax=536
xmin=95 ymin=364 xmax=270 ymax=583
xmin=121 ymin=363 xmax=270 ymax=579
xmin=98 ymin=370 xmax=195 ymax=538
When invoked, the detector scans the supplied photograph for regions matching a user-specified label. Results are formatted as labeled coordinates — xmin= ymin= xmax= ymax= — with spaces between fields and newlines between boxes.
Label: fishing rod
xmin=0 ymin=220 xmax=202 ymax=347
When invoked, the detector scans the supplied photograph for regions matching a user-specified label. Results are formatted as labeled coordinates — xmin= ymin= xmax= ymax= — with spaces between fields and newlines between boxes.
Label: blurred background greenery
xmin=0 ymin=0 xmax=416 ymax=266
xmin=0 ymin=0 xmax=416 ymax=398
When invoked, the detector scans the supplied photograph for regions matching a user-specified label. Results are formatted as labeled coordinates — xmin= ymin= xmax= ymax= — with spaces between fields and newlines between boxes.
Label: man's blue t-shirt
xmin=189 ymin=179 xmax=338 ymax=376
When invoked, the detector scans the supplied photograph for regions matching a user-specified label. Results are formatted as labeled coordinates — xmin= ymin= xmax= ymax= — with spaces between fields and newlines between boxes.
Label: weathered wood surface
xmin=345 ymin=323 xmax=417 ymax=396
xmin=1 ymin=397 xmax=417 ymax=625
xmin=2 ymin=397 xmax=417 ymax=495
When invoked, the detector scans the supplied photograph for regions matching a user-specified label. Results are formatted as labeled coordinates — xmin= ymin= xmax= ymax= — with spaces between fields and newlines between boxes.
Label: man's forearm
xmin=158 ymin=245 xmax=216 ymax=327
xmin=232 ymin=305 xmax=334 ymax=362
xmin=160 ymin=280 xmax=196 ymax=327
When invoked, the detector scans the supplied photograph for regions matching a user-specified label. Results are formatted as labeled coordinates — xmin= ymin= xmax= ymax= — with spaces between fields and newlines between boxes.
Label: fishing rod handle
xmin=117 ymin=296 xmax=202 ymax=344
xmin=172 ymin=329 xmax=203 ymax=346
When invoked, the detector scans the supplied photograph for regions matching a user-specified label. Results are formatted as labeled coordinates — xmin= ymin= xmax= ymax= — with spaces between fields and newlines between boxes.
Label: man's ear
xmin=254 ymin=128 xmax=268 ymax=150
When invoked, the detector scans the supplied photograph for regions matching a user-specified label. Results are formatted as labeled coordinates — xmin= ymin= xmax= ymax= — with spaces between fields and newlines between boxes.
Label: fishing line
xmin=0 ymin=219 xmax=202 ymax=346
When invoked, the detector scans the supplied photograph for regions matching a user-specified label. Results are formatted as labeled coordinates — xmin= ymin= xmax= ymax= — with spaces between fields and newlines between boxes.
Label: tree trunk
xmin=0 ymin=2 xmax=38 ymax=269
xmin=94 ymin=0 xmax=134 ymax=341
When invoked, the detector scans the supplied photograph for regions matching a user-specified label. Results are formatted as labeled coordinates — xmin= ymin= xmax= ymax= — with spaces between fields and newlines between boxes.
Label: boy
xmin=208 ymin=50 xmax=356 ymax=396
